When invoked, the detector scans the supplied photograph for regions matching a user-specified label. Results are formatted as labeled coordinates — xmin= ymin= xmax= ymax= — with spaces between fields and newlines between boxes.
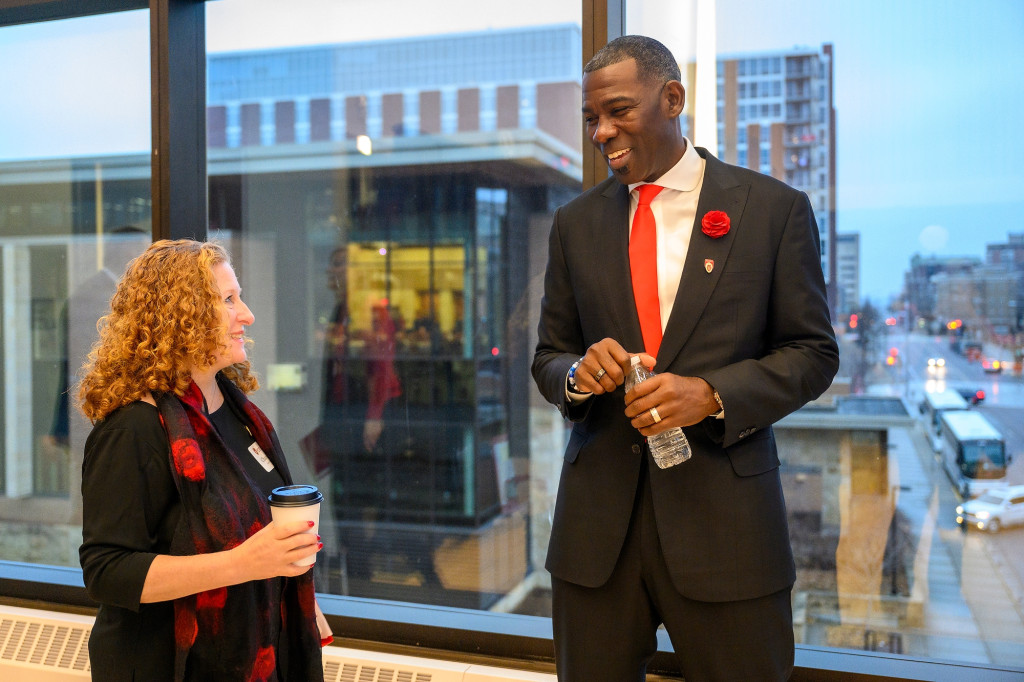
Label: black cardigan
xmin=79 ymin=396 xmax=289 ymax=680
xmin=80 ymin=401 xmax=179 ymax=680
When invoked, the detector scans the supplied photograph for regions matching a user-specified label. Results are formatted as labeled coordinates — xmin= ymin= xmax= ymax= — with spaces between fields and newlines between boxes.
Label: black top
xmin=80 ymin=398 xmax=287 ymax=681
xmin=80 ymin=401 xmax=179 ymax=681
xmin=208 ymin=400 xmax=286 ymax=496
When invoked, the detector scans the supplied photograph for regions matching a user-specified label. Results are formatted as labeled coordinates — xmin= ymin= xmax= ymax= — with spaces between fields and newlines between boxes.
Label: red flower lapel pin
xmin=701 ymin=210 xmax=730 ymax=238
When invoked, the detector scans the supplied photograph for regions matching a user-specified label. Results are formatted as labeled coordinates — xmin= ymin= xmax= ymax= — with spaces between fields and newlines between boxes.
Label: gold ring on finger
xmin=650 ymin=407 xmax=661 ymax=423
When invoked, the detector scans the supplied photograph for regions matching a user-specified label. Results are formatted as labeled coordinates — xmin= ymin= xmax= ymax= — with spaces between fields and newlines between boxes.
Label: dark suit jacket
xmin=532 ymin=148 xmax=839 ymax=603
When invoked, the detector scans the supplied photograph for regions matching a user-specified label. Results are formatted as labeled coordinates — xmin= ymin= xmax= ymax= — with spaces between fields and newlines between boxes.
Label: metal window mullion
xmin=150 ymin=0 xmax=206 ymax=241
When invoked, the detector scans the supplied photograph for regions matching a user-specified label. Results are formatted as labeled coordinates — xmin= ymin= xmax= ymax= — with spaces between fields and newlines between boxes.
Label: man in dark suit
xmin=532 ymin=35 xmax=839 ymax=681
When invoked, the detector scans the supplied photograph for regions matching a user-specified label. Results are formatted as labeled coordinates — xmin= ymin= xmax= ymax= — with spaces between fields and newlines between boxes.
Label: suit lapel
xmin=596 ymin=180 xmax=646 ymax=352
xmin=656 ymin=151 xmax=751 ymax=371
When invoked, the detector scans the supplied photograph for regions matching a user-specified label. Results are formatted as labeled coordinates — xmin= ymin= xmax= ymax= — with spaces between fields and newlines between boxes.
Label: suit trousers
xmin=551 ymin=460 xmax=794 ymax=682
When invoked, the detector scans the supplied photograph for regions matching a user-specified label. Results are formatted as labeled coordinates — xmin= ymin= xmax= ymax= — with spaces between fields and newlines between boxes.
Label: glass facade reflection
xmin=0 ymin=11 xmax=151 ymax=569
xmin=204 ymin=19 xmax=582 ymax=609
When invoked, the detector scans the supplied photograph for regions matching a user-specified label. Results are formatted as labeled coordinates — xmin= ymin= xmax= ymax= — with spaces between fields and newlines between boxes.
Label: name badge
xmin=248 ymin=442 xmax=274 ymax=472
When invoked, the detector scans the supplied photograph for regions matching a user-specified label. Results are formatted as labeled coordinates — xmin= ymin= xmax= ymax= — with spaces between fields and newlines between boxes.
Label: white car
xmin=956 ymin=485 xmax=1024 ymax=532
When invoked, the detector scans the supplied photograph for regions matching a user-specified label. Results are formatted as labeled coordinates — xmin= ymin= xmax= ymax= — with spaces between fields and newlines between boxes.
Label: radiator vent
xmin=323 ymin=646 xmax=463 ymax=681
xmin=0 ymin=605 xmax=555 ymax=682
xmin=0 ymin=605 xmax=92 ymax=680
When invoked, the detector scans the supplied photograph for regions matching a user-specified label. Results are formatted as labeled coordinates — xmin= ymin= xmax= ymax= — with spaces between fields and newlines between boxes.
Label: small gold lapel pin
xmin=704 ymin=259 xmax=714 ymax=273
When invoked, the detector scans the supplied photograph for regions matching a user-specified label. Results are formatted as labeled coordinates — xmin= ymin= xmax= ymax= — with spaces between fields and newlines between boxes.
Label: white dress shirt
xmin=566 ymin=139 xmax=715 ymax=407
xmin=627 ymin=138 xmax=706 ymax=332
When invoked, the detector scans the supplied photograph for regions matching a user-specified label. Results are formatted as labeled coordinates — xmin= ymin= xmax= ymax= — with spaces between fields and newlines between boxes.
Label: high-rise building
xmin=835 ymin=232 xmax=859 ymax=316
xmin=700 ymin=45 xmax=837 ymax=315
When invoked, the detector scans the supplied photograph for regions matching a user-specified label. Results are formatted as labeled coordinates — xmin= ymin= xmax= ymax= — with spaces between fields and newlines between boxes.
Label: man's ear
xmin=663 ymin=80 xmax=686 ymax=117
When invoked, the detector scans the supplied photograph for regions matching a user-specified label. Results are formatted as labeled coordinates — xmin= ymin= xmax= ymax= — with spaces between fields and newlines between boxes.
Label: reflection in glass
xmin=0 ymin=11 xmax=151 ymax=566
xmin=206 ymin=6 xmax=582 ymax=610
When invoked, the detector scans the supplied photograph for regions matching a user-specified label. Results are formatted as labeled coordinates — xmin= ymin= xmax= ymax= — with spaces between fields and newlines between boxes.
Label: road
xmin=854 ymin=329 xmax=1024 ymax=607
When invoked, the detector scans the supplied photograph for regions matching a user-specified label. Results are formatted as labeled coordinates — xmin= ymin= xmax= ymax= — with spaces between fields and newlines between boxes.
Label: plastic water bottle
xmin=624 ymin=355 xmax=692 ymax=468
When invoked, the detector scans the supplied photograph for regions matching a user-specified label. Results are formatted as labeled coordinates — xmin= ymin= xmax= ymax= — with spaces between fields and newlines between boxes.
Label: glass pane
xmin=206 ymin=1 xmax=582 ymax=610
xmin=0 ymin=11 xmax=151 ymax=566
xmin=630 ymin=0 xmax=1024 ymax=669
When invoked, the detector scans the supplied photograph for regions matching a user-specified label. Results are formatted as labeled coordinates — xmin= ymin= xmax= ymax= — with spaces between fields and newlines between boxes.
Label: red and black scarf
xmin=156 ymin=376 xmax=323 ymax=681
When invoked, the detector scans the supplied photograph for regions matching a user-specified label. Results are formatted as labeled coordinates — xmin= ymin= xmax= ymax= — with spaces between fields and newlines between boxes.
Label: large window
xmin=203 ymin=0 xmax=583 ymax=610
xmin=0 ymin=8 xmax=150 ymax=563
xmin=631 ymin=0 xmax=1024 ymax=671
xmin=1 ymin=0 xmax=1023 ymax=679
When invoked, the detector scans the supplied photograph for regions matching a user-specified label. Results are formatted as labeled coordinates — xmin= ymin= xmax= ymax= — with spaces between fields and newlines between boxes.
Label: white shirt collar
xmin=627 ymin=137 xmax=704 ymax=195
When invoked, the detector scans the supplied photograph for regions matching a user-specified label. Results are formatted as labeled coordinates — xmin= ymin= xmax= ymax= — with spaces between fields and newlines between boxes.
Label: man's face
xmin=582 ymin=58 xmax=685 ymax=186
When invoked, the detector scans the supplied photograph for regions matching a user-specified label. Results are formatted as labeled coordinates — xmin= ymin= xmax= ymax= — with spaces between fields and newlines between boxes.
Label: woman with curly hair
xmin=78 ymin=239 xmax=326 ymax=681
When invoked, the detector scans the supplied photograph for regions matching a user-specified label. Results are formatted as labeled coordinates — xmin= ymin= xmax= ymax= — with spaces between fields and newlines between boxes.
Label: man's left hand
xmin=624 ymin=374 xmax=719 ymax=436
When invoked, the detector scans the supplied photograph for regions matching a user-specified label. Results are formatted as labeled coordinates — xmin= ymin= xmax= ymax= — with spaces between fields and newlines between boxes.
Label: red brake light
xmin=977 ymin=391 xmax=985 ymax=400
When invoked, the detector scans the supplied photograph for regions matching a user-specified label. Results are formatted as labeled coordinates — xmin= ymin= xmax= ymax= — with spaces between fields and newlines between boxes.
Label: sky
xmin=1 ymin=0 xmax=1022 ymax=303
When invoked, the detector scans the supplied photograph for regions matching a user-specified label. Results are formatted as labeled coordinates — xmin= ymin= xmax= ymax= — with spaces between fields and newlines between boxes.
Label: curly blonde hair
xmin=78 ymin=239 xmax=259 ymax=422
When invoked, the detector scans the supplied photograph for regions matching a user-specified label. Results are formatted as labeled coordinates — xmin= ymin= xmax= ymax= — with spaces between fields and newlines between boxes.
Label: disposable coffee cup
xmin=268 ymin=484 xmax=323 ymax=566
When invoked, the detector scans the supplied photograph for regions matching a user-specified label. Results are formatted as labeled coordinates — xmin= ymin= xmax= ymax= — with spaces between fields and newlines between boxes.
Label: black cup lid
xmin=268 ymin=484 xmax=323 ymax=506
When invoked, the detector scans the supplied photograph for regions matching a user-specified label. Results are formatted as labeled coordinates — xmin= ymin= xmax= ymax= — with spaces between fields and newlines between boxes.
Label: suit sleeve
xmin=701 ymin=190 xmax=839 ymax=447
xmin=532 ymin=206 xmax=594 ymax=422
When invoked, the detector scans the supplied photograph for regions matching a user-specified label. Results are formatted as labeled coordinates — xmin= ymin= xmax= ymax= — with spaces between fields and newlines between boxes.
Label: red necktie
xmin=629 ymin=183 xmax=664 ymax=358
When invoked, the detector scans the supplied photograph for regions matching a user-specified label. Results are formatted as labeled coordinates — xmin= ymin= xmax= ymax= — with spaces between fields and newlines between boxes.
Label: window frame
xmin=0 ymin=1 xmax=1022 ymax=680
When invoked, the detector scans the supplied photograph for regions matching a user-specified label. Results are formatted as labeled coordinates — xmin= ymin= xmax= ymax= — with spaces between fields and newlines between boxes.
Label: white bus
xmin=938 ymin=410 xmax=1009 ymax=499
xmin=921 ymin=388 xmax=970 ymax=451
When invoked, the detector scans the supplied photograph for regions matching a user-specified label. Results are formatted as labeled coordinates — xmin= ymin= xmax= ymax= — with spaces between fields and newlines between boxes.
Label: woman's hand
xmin=233 ymin=520 xmax=322 ymax=581
xmin=140 ymin=521 xmax=322 ymax=603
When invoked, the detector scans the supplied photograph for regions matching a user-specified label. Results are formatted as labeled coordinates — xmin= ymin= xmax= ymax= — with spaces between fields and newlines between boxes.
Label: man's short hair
xmin=584 ymin=35 xmax=681 ymax=85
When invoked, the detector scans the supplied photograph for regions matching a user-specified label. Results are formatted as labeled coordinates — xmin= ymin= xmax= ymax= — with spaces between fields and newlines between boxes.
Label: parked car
xmin=956 ymin=485 xmax=1024 ymax=532
xmin=955 ymin=387 xmax=986 ymax=405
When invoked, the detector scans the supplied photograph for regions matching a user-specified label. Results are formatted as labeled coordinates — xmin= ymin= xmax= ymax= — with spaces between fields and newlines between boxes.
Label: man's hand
xmin=363 ymin=419 xmax=383 ymax=452
xmin=572 ymin=338 xmax=655 ymax=395
xmin=624 ymin=373 xmax=719 ymax=436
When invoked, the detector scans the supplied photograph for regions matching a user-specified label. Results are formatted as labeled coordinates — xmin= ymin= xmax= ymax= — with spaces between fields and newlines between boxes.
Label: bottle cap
xmin=631 ymin=355 xmax=641 ymax=366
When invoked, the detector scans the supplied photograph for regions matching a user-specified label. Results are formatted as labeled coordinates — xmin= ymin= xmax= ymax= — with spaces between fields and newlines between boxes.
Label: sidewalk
xmin=890 ymin=424 xmax=1024 ymax=667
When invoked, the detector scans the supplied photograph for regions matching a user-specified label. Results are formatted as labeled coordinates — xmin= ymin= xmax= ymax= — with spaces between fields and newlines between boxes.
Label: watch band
xmin=712 ymin=390 xmax=725 ymax=417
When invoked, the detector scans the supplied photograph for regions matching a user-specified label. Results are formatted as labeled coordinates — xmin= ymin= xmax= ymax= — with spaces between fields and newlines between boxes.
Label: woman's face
xmin=211 ymin=261 xmax=255 ymax=371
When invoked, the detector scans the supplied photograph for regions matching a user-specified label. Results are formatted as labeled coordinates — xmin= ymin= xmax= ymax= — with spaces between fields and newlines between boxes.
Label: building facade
xmin=706 ymin=44 xmax=837 ymax=315
xmin=904 ymin=254 xmax=981 ymax=328
xmin=835 ymin=232 xmax=859 ymax=317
